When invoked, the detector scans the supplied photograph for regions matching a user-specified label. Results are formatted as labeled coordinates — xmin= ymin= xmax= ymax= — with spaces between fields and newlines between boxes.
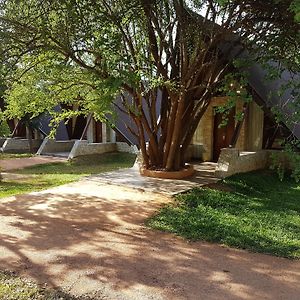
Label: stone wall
xmin=37 ymin=138 xmax=75 ymax=155
xmin=38 ymin=139 xmax=139 ymax=159
xmin=69 ymin=141 xmax=117 ymax=159
xmin=116 ymin=142 xmax=138 ymax=154
xmin=1 ymin=138 xmax=43 ymax=153
xmin=215 ymin=148 xmax=268 ymax=178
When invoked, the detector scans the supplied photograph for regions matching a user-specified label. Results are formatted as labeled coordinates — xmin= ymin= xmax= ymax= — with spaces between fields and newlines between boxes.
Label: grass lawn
xmin=0 ymin=152 xmax=136 ymax=199
xmin=147 ymin=171 xmax=300 ymax=259
xmin=0 ymin=271 xmax=93 ymax=300
xmin=0 ymin=271 xmax=99 ymax=300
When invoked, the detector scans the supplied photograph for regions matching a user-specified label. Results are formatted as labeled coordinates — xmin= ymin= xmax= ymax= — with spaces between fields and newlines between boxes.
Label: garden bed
xmin=140 ymin=164 xmax=195 ymax=179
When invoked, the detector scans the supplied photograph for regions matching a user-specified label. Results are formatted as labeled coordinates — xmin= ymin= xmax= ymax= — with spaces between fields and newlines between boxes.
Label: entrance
xmin=213 ymin=108 xmax=235 ymax=161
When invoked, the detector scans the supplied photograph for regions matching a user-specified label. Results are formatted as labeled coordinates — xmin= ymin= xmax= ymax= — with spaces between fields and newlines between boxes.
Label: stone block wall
xmin=37 ymin=138 xmax=75 ymax=155
xmin=69 ymin=141 xmax=117 ymax=159
xmin=215 ymin=148 xmax=268 ymax=178
xmin=1 ymin=138 xmax=43 ymax=153
xmin=116 ymin=142 xmax=138 ymax=154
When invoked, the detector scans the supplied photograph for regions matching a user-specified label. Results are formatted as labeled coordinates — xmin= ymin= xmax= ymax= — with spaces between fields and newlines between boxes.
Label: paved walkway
xmin=0 ymin=155 xmax=67 ymax=171
xmin=92 ymin=162 xmax=219 ymax=195
xmin=0 ymin=179 xmax=299 ymax=300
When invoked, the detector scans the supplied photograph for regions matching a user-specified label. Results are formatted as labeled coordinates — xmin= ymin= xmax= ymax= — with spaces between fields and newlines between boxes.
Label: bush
xmin=0 ymin=120 xmax=10 ymax=137
xmin=270 ymin=141 xmax=300 ymax=182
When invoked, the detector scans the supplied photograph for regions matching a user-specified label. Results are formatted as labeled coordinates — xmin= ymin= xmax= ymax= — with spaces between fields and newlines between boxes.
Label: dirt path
xmin=0 ymin=178 xmax=299 ymax=300
xmin=0 ymin=155 xmax=66 ymax=171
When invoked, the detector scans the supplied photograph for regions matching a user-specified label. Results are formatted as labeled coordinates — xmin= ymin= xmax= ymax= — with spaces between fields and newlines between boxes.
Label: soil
xmin=0 ymin=155 xmax=67 ymax=171
xmin=0 ymin=179 xmax=299 ymax=300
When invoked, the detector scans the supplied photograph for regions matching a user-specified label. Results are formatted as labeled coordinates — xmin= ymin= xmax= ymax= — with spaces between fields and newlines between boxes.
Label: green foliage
xmin=270 ymin=141 xmax=300 ymax=182
xmin=1 ymin=0 xmax=298 ymax=113
xmin=0 ymin=0 xmax=299 ymax=170
xmin=0 ymin=120 xmax=10 ymax=137
xmin=215 ymin=72 xmax=252 ymax=127
xmin=4 ymin=52 xmax=121 ymax=129
xmin=148 ymin=171 xmax=300 ymax=258
xmin=290 ymin=0 xmax=300 ymax=21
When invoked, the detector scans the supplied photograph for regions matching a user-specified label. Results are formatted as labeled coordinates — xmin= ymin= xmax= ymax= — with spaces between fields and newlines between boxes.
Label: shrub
xmin=270 ymin=141 xmax=300 ymax=182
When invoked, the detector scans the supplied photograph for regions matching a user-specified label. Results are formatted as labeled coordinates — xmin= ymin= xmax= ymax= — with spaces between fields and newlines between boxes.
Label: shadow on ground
xmin=0 ymin=182 xmax=299 ymax=300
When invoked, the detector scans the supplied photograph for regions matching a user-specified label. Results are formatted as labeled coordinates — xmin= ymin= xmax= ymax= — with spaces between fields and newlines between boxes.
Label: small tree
xmin=0 ymin=0 xmax=299 ymax=171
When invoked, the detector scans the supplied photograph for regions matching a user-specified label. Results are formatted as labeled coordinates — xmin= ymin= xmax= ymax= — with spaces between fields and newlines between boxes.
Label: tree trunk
xmin=131 ymin=89 xmax=210 ymax=172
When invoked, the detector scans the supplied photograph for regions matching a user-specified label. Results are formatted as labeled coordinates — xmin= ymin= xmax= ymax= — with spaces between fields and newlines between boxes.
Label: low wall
xmin=116 ymin=142 xmax=138 ymax=154
xmin=1 ymin=138 xmax=43 ymax=153
xmin=69 ymin=141 xmax=117 ymax=159
xmin=215 ymin=148 xmax=269 ymax=178
xmin=37 ymin=138 xmax=75 ymax=155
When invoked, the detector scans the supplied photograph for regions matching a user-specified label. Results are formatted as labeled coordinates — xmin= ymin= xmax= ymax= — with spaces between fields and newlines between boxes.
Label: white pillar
xmin=87 ymin=119 xmax=94 ymax=143
xmin=110 ymin=127 xmax=116 ymax=143
xmin=102 ymin=123 xmax=107 ymax=143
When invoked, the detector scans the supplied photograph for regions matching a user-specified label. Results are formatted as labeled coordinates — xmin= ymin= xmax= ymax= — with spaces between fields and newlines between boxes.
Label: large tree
xmin=0 ymin=0 xmax=299 ymax=171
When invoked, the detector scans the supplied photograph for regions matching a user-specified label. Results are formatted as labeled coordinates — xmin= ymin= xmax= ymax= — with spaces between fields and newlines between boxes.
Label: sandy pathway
xmin=0 ymin=178 xmax=299 ymax=299
xmin=0 ymin=155 xmax=66 ymax=171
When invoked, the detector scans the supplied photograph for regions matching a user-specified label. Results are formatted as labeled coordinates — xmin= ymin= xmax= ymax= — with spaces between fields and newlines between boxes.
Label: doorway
xmin=213 ymin=108 xmax=235 ymax=162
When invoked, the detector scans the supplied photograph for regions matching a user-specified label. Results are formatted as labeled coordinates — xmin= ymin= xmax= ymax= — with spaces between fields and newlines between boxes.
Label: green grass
xmin=147 ymin=171 xmax=300 ymax=259
xmin=0 ymin=271 xmax=91 ymax=299
xmin=0 ymin=152 xmax=136 ymax=199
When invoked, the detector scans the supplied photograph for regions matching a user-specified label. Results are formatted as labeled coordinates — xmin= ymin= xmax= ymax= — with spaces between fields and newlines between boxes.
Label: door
xmin=213 ymin=108 xmax=235 ymax=162
xmin=94 ymin=121 xmax=102 ymax=143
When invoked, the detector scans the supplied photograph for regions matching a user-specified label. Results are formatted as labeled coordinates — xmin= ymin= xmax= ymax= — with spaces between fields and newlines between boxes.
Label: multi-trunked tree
xmin=0 ymin=0 xmax=299 ymax=172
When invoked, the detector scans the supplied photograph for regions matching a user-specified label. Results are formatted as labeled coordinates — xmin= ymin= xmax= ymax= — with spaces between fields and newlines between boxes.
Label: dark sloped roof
xmin=247 ymin=62 xmax=300 ymax=139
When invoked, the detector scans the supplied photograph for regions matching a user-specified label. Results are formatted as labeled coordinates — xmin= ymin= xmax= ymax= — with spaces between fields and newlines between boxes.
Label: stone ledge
xmin=37 ymin=138 xmax=75 ymax=155
xmin=69 ymin=140 xmax=117 ymax=159
xmin=1 ymin=138 xmax=42 ymax=153
xmin=215 ymin=148 xmax=268 ymax=178
xmin=140 ymin=165 xmax=195 ymax=180
xmin=116 ymin=142 xmax=138 ymax=154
